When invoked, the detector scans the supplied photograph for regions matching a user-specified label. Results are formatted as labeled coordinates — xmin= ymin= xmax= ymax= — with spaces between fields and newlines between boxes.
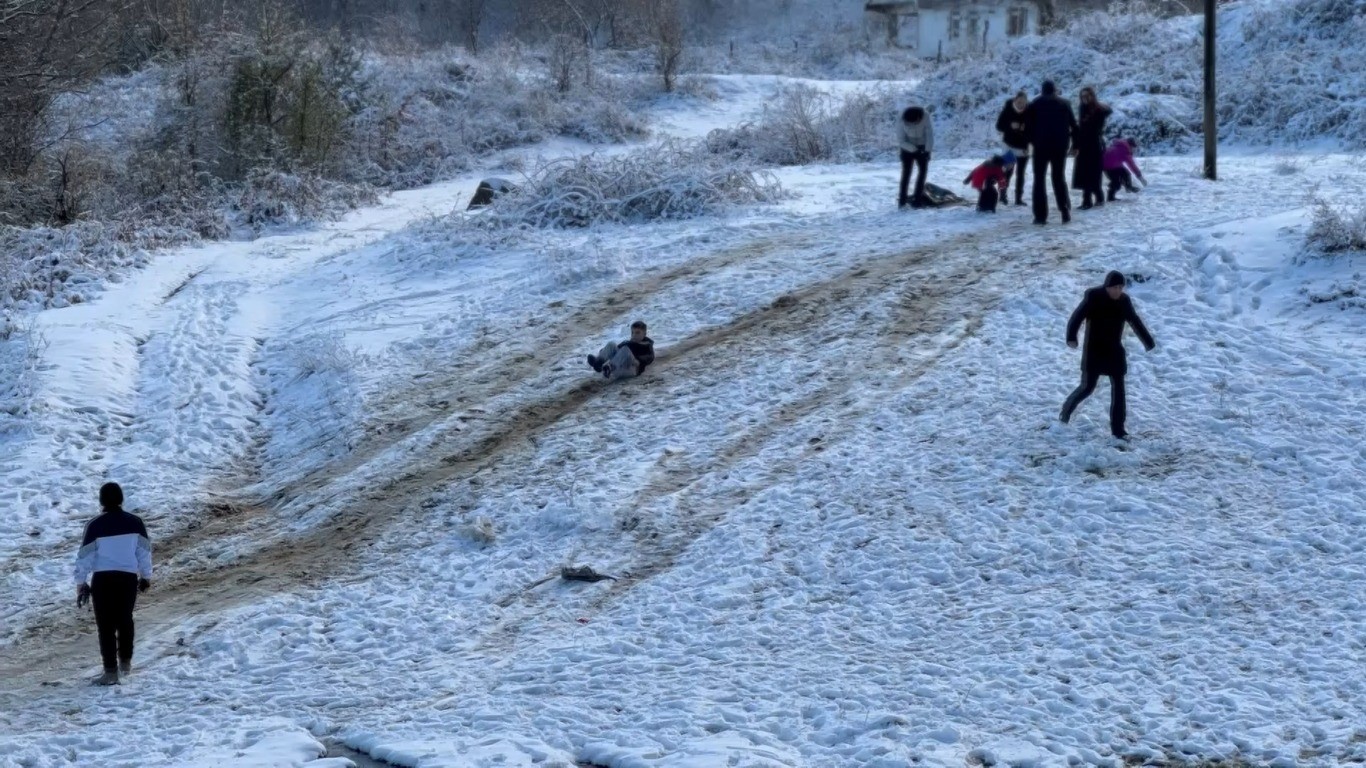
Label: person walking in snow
xmin=1072 ymin=87 xmax=1113 ymax=210
xmin=587 ymin=320 xmax=655 ymax=380
xmin=75 ymin=482 xmax=152 ymax=686
xmin=1102 ymin=138 xmax=1146 ymax=201
xmin=1023 ymin=80 xmax=1078 ymax=225
xmin=897 ymin=106 xmax=934 ymax=209
xmin=1059 ymin=271 xmax=1156 ymax=440
xmin=995 ymin=90 xmax=1032 ymax=206
xmin=963 ymin=153 xmax=1014 ymax=213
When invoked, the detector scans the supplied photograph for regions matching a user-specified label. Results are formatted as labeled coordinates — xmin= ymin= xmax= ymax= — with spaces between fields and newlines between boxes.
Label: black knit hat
xmin=1104 ymin=270 xmax=1127 ymax=288
xmin=1042 ymin=80 xmax=1057 ymax=96
xmin=99 ymin=482 xmax=123 ymax=509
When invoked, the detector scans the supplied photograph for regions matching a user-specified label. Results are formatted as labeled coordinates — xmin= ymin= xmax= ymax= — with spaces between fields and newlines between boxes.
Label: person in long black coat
xmin=1073 ymin=87 xmax=1113 ymax=210
xmin=1023 ymin=80 xmax=1078 ymax=225
xmin=1059 ymin=270 xmax=1156 ymax=439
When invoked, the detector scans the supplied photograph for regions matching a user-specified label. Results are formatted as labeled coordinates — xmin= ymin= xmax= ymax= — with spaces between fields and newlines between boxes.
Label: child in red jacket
xmin=963 ymin=152 xmax=1014 ymax=212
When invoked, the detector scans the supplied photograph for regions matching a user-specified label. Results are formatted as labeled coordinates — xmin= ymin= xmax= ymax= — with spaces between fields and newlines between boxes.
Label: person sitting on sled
xmin=587 ymin=320 xmax=655 ymax=380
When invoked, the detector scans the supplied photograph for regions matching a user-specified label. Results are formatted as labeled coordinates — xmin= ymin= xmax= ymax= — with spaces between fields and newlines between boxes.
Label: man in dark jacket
xmin=995 ymin=91 xmax=1031 ymax=206
xmin=75 ymin=482 xmax=152 ymax=686
xmin=1059 ymin=271 xmax=1156 ymax=439
xmin=587 ymin=320 xmax=655 ymax=380
xmin=1023 ymin=80 xmax=1078 ymax=225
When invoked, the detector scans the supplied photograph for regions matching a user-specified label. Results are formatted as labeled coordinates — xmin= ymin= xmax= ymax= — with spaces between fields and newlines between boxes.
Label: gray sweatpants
xmin=597 ymin=342 xmax=639 ymax=380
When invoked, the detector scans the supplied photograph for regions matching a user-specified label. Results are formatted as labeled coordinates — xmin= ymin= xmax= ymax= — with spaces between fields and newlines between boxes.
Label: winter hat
xmin=1002 ymin=150 xmax=1017 ymax=166
xmin=903 ymin=106 xmax=925 ymax=123
xmin=1041 ymin=80 xmax=1057 ymax=96
xmin=99 ymin=482 xmax=124 ymax=509
xmin=1104 ymin=270 xmax=1127 ymax=288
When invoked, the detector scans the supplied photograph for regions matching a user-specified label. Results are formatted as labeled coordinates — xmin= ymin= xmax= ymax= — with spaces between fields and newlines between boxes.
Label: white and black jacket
xmin=74 ymin=509 xmax=153 ymax=584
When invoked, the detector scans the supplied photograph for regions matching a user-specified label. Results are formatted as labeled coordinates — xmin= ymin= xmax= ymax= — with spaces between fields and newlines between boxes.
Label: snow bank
xmin=342 ymin=734 xmax=578 ymax=768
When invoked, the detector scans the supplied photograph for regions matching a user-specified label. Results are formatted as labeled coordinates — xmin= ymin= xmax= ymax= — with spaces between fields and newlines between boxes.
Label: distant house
xmin=865 ymin=0 xmax=1041 ymax=57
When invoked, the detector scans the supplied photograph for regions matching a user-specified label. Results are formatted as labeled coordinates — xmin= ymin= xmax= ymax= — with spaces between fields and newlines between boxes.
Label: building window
xmin=949 ymin=11 xmax=962 ymax=39
xmin=1008 ymin=7 xmax=1030 ymax=36
xmin=967 ymin=12 xmax=980 ymax=41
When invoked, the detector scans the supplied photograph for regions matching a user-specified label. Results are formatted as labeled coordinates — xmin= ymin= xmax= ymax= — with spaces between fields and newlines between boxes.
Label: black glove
xmin=77 ymin=583 xmax=91 ymax=608
xmin=138 ymin=578 xmax=151 ymax=594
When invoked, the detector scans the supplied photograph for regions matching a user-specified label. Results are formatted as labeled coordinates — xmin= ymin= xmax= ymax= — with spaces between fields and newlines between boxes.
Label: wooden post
xmin=1203 ymin=0 xmax=1217 ymax=180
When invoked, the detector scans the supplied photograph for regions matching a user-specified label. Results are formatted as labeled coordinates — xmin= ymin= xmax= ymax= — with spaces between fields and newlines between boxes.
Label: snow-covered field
xmin=3 ymin=70 xmax=1366 ymax=768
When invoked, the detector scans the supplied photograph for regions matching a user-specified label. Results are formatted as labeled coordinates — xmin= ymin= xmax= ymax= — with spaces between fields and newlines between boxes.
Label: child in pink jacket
xmin=1102 ymin=139 xmax=1146 ymax=201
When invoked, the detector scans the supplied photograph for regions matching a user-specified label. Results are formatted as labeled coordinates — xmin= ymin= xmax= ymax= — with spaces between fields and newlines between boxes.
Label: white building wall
xmin=911 ymin=4 xmax=1039 ymax=58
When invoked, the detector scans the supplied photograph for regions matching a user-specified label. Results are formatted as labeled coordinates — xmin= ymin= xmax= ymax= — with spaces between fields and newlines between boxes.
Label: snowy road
xmin=3 ymin=145 xmax=1366 ymax=766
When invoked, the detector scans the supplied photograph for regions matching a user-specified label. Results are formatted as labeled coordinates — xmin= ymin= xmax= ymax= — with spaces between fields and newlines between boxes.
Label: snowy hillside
xmin=3 ymin=12 xmax=1366 ymax=766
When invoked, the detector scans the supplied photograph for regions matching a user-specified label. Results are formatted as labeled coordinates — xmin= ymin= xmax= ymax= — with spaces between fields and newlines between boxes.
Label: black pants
xmin=1032 ymin=149 xmax=1070 ymax=222
xmin=976 ymin=184 xmax=999 ymax=212
xmin=1061 ymin=368 xmax=1127 ymax=437
xmin=899 ymin=150 xmax=930 ymax=207
xmin=91 ymin=571 xmax=139 ymax=672
xmin=1002 ymin=153 xmax=1028 ymax=202
xmin=1105 ymin=167 xmax=1137 ymax=199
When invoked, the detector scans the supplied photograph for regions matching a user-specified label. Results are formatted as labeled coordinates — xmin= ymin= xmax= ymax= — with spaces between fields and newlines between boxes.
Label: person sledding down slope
xmin=1059 ymin=271 xmax=1156 ymax=440
xmin=963 ymin=152 xmax=1015 ymax=213
xmin=587 ymin=320 xmax=655 ymax=380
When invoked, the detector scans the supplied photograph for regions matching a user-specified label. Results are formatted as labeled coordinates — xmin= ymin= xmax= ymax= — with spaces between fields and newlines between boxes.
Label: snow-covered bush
xmin=466 ymin=141 xmax=784 ymax=229
xmin=1306 ymin=195 xmax=1366 ymax=254
xmin=343 ymin=46 xmax=650 ymax=189
xmin=0 ymin=316 xmax=46 ymax=428
xmin=0 ymin=222 xmax=152 ymax=312
xmin=704 ymin=85 xmax=897 ymax=166
xmin=234 ymin=170 xmax=379 ymax=231
xmin=910 ymin=0 xmax=1366 ymax=155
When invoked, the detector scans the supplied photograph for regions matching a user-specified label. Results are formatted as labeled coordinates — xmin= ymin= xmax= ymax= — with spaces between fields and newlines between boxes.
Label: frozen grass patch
xmin=465 ymin=141 xmax=784 ymax=230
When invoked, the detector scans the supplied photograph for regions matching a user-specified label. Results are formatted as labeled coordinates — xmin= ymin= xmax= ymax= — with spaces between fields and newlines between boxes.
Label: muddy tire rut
xmin=1 ymin=222 xmax=1078 ymax=688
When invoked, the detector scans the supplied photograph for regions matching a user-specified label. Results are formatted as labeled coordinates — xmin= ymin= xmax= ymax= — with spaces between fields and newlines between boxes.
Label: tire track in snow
xmin=471 ymin=228 xmax=1078 ymax=646
xmin=0 ymin=223 xmax=1069 ymax=687
xmin=274 ymin=230 xmax=826 ymax=505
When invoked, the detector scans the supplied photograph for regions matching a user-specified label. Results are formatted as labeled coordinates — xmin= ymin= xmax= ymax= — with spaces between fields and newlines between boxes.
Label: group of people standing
xmin=900 ymin=79 xmax=1146 ymax=222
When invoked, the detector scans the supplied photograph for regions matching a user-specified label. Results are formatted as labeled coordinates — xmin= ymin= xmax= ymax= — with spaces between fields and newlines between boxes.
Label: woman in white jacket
xmin=898 ymin=106 xmax=934 ymax=208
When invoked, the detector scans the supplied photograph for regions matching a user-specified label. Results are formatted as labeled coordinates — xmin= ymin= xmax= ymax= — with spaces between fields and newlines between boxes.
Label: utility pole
xmin=1204 ymin=0 xmax=1217 ymax=180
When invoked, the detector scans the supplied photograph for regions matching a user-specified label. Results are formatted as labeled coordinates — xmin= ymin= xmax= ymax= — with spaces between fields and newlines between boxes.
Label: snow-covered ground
xmin=2 ymin=74 xmax=1366 ymax=767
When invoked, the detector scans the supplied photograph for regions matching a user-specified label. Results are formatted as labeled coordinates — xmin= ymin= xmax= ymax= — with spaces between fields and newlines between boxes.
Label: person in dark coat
xmin=1072 ymin=87 xmax=1113 ymax=209
xmin=1059 ymin=271 xmax=1156 ymax=439
xmin=897 ymin=106 xmax=934 ymax=209
xmin=995 ymin=90 xmax=1031 ymax=206
xmin=74 ymin=482 xmax=152 ymax=686
xmin=587 ymin=320 xmax=655 ymax=380
xmin=1023 ymin=80 xmax=1078 ymax=225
